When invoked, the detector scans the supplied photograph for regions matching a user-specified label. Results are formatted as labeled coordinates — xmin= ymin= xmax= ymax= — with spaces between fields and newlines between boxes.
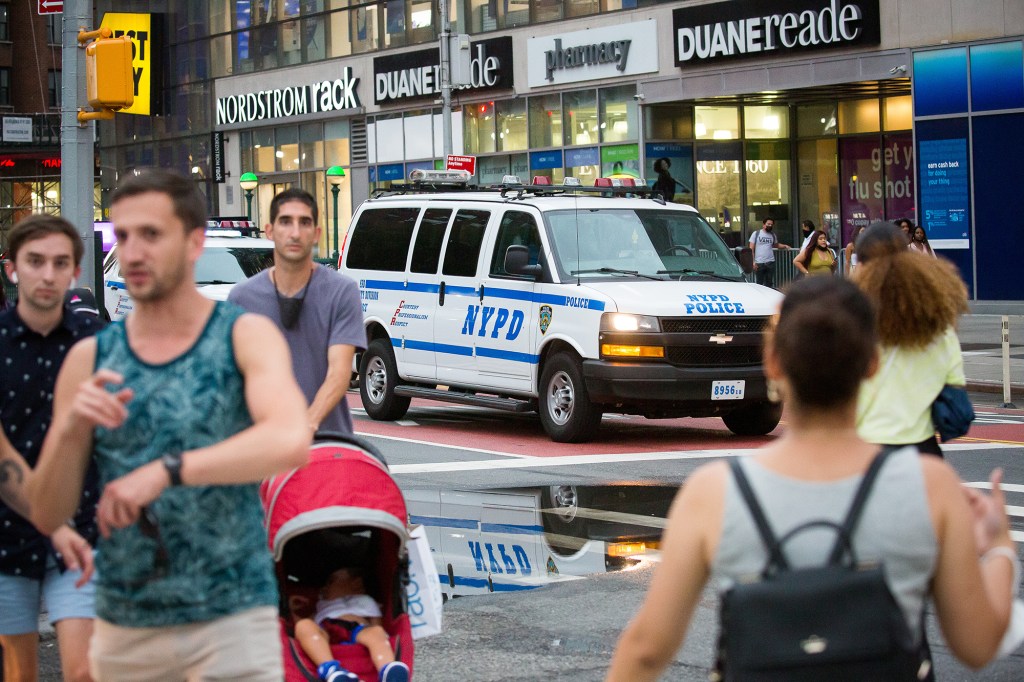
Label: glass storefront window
xmin=277 ymin=126 xmax=300 ymax=172
xmin=695 ymin=141 xmax=742 ymax=247
xmin=838 ymin=98 xmax=880 ymax=134
xmin=883 ymin=96 xmax=912 ymax=131
xmin=797 ymin=139 xmax=840 ymax=244
xmin=496 ymin=99 xmax=527 ymax=152
xmin=647 ymin=105 xmax=692 ymax=140
xmin=239 ymin=131 xmax=253 ymax=174
xmin=695 ymin=106 xmax=739 ymax=140
xmin=325 ymin=120 xmax=351 ymax=167
xmin=254 ymin=129 xmax=276 ymax=174
xmin=744 ymin=105 xmax=789 ymax=139
xmin=796 ymin=103 xmax=837 ymax=137
xmin=599 ymin=85 xmax=638 ymax=143
xmin=563 ymin=90 xmax=598 ymax=146
xmin=404 ymin=110 xmax=435 ymax=159
xmin=528 ymin=94 xmax=562 ymax=149
xmin=601 ymin=144 xmax=640 ymax=179
xmin=565 ymin=147 xmax=600 ymax=185
xmin=528 ymin=150 xmax=564 ymax=185
xmin=300 ymin=123 xmax=324 ymax=170
xmin=464 ymin=101 xmax=497 ymax=154
xmin=745 ymin=140 xmax=792 ymax=244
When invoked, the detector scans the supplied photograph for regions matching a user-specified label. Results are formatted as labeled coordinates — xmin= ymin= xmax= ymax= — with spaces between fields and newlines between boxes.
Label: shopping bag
xmin=405 ymin=524 xmax=443 ymax=639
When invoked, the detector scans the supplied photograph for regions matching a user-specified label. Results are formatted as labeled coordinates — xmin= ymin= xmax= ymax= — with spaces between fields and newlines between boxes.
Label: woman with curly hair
xmin=853 ymin=221 xmax=969 ymax=456
xmin=793 ymin=229 xmax=837 ymax=277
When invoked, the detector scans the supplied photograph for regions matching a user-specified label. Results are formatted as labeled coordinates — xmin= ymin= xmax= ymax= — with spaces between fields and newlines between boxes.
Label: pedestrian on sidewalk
xmin=909 ymin=224 xmax=937 ymax=257
xmin=27 ymin=169 xmax=310 ymax=681
xmin=793 ymin=229 xmax=837 ymax=278
xmin=0 ymin=215 xmax=102 ymax=682
xmin=748 ymin=218 xmax=790 ymax=289
xmin=229 ymin=188 xmax=365 ymax=435
xmin=606 ymin=276 xmax=1017 ymax=681
xmin=853 ymin=221 xmax=968 ymax=456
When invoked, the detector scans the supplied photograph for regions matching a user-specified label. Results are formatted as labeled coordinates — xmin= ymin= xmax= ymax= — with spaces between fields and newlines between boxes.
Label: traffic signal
xmin=85 ymin=36 xmax=134 ymax=110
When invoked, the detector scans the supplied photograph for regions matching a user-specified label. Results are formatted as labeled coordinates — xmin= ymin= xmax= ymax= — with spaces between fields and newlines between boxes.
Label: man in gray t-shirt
xmin=229 ymin=189 xmax=365 ymax=434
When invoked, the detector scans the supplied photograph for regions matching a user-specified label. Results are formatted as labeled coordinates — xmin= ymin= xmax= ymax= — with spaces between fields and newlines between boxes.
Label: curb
xmin=966 ymin=380 xmax=1024 ymax=396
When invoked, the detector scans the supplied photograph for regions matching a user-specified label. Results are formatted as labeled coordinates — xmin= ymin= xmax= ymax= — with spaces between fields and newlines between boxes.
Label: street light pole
xmin=239 ymin=172 xmax=259 ymax=221
xmin=326 ymin=166 xmax=346 ymax=260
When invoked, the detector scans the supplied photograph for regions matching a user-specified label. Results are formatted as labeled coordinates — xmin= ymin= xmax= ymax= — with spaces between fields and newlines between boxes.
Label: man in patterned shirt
xmin=28 ymin=170 xmax=310 ymax=680
xmin=0 ymin=215 xmax=101 ymax=682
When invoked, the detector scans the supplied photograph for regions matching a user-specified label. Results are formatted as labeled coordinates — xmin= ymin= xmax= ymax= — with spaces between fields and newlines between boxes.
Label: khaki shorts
xmin=90 ymin=606 xmax=282 ymax=682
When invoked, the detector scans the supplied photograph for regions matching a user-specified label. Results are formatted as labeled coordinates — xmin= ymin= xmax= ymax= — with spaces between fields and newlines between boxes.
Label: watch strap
xmin=162 ymin=451 xmax=183 ymax=486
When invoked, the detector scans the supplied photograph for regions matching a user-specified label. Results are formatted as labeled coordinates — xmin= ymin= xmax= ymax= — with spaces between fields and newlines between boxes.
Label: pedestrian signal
xmin=85 ymin=36 xmax=134 ymax=110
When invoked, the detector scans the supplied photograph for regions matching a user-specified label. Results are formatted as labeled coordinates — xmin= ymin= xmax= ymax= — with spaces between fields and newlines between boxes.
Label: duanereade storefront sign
xmin=373 ymin=37 xmax=513 ymax=104
xmin=673 ymin=0 xmax=880 ymax=66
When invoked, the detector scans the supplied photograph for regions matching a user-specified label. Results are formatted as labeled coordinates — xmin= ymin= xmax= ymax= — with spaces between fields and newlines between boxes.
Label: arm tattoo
xmin=0 ymin=458 xmax=25 ymax=487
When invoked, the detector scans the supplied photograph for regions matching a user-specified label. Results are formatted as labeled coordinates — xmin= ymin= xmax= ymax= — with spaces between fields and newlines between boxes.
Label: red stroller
xmin=262 ymin=433 xmax=414 ymax=682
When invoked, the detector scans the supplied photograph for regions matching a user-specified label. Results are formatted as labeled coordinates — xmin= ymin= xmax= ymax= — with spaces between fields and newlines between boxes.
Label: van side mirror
xmin=505 ymin=245 xmax=542 ymax=279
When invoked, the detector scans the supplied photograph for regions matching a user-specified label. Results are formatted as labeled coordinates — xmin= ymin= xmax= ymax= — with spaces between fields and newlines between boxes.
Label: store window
xmin=528 ymin=150 xmax=564 ymax=185
xmin=254 ymin=129 xmax=276 ymax=174
xmin=325 ymin=120 xmax=351 ymax=167
xmin=276 ymin=126 xmax=299 ymax=172
xmin=797 ymin=138 xmax=839 ymax=243
xmin=599 ymin=85 xmax=638 ymax=143
xmin=744 ymin=105 xmax=789 ymax=139
xmin=695 ymin=106 xmax=739 ymax=140
xmin=883 ymin=96 xmax=912 ymax=131
xmin=528 ymin=94 xmax=562 ymax=149
xmin=464 ymin=101 xmax=496 ymax=154
xmin=496 ymin=99 xmax=527 ymax=152
xmin=647 ymin=105 xmax=692 ymax=140
xmin=796 ymin=103 xmax=837 ymax=137
xmin=565 ymin=146 xmax=600 ymax=185
xmin=601 ymin=144 xmax=640 ymax=180
xmin=239 ymin=131 xmax=253 ymax=174
xmin=839 ymin=137 xmax=884 ymax=242
xmin=695 ymin=141 xmax=742 ymax=246
xmin=745 ymin=139 xmax=792 ymax=243
xmin=300 ymin=123 xmax=325 ymax=170
xmin=644 ymin=143 xmax=694 ymax=206
xmin=563 ymin=90 xmax=597 ymax=146
xmin=478 ymin=154 xmax=529 ymax=184
xmin=405 ymin=110 xmax=435 ymax=160
xmin=838 ymin=98 xmax=879 ymax=134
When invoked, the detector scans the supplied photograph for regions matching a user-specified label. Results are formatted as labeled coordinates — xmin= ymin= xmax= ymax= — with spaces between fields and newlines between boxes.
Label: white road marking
xmin=387 ymin=441 xmax=1020 ymax=475
xmin=355 ymin=430 xmax=534 ymax=460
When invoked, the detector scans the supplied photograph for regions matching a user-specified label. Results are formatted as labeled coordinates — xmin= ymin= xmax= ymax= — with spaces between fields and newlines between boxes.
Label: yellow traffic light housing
xmin=85 ymin=35 xmax=134 ymax=111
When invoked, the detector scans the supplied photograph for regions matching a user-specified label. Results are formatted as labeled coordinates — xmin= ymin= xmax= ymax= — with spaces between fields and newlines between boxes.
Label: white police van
xmin=341 ymin=171 xmax=783 ymax=443
xmin=102 ymin=221 xmax=274 ymax=321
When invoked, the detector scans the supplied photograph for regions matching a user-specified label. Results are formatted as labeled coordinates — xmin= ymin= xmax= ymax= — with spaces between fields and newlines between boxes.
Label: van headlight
xmin=600 ymin=313 xmax=660 ymax=333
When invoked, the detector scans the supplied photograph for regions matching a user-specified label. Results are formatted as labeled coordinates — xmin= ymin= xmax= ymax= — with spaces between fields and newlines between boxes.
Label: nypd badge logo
xmin=539 ymin=305 xmax=553 ymax=334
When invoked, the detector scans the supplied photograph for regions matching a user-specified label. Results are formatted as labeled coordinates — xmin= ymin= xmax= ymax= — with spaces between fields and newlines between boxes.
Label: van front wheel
xmin=539 ymin=353 xmax=602 ymax=443
xmin=359 ymin=339 xmax=411 ymax=421
xmin=722 ymin=401 xmax=782 ymax=436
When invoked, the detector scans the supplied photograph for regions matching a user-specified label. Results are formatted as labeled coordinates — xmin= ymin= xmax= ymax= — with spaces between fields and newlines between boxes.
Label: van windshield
xmin=194 ymin=247 xmax=274 ymax=284
xmin=544 ymin=209 xmax=744 ymax=281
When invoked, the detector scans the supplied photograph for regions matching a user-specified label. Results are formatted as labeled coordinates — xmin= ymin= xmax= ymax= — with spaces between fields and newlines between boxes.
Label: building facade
xmin=0 ymin=2 xmax=66 ymax=243
xmin=95 ymin=0 xmax=1023 ymax=299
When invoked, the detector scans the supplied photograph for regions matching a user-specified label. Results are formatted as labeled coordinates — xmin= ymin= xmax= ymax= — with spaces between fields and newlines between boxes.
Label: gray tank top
xmin=712 ymin=446 xmax=938 ymax=637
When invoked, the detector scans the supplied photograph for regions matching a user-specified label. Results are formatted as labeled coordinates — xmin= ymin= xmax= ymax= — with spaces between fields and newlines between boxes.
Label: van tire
xmin=542 ymin=485 xmax=590 ymax=556
xmin=359 ymin=339 xmax=411 ymax=421
xmin=539 ymin=353 xmax=602 ymax=443
xmin=722 ymin=401 xmax=782 ymax=436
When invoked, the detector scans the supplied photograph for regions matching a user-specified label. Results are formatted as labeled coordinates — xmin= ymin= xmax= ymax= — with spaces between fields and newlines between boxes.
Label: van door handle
xmin=438 ymin=281 xmax=446 ymax=306
xmin=479 ymin=284 xmax=485 ymax=302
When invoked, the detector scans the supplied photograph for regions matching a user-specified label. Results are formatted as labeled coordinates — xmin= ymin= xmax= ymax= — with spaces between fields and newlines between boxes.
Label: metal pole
xmin=439 ymin=0 xmax=453 ymax=156
xmin=331 ymin=184 xmax=340 ymax=259
xmin=245 ymin=190 xmax=253 ymax=220
xmin=61 ymin=0 xmax=96 ymax=291
xmin=1000 ymin=315 xmax=1017 ymax=409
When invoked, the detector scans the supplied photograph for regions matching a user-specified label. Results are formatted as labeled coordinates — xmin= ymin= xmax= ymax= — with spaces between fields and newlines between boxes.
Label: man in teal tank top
xmin=28 ymin=170 xmax=311 ymax=681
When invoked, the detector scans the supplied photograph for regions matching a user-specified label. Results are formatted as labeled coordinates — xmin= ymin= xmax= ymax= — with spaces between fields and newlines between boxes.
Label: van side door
xmin=434 ymin=208 xmax=491 ymax=389
xmin=476 ymin=210 xmax=544 ymax=392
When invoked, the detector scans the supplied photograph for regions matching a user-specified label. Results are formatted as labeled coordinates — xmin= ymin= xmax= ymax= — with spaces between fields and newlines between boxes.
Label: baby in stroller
xmin=293 ymin=558 xmax=410 ymax=682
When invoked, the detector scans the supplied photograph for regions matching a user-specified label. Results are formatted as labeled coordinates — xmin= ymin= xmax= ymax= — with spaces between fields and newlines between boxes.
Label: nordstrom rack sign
xmin=215 ymin=67 xmax=361 ymax=126
xmin=673 ymin=0 xmax=880 ymax=66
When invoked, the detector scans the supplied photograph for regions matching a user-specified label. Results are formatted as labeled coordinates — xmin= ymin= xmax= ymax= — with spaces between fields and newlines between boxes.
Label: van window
xmin=346 ymin=207 xmax=419 ymax=271
xmin=490 ymin=211 xmax=542 ymax=278
xmin=441 ymin=209 xmax=489 ymax=277
xmin=410 ymin=208 xmax=452 ymax=274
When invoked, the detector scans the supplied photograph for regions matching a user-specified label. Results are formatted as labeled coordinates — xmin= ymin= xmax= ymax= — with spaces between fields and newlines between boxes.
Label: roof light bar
xmin=409 ymin=169 xmax=472 ymax=184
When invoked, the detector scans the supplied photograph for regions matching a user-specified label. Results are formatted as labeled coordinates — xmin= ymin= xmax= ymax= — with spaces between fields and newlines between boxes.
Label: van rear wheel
xmin=722 ymin=401 xmax=782 ymax=436
xmin=359 ymin=339 xmax=411 ymax=421
xmin=539 ymin=352 xmax=602 ymax=443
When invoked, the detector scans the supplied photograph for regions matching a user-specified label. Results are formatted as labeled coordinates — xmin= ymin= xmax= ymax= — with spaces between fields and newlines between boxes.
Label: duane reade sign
xmin=527 ymin=20 xmax=658 ymax=88
xmin=673 ymin=0 xmax=880 ymax=66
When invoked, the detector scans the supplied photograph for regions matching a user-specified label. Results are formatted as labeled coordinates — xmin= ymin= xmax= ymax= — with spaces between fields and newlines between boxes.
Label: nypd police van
xmin=341 ymin=171 xmax=783 ymax=443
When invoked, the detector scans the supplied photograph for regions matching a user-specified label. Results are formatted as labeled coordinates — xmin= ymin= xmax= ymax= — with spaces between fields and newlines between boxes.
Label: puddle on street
xmin=406 ymin=484 xmax=678 ymax=598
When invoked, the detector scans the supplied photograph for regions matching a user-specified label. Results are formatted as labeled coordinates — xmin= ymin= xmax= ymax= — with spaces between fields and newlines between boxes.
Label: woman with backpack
xmin=607 ymin=276 xmax=1017 ymax=681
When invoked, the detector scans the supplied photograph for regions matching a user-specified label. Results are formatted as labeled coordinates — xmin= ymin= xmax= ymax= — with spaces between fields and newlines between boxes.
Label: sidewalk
xmin=958 ymin=313 xmax=1024 ymax=400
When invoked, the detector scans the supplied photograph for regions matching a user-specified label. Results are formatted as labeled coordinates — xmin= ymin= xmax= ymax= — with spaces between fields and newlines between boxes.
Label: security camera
xmin=633 ymin=93 xmax=646 ymax=101
xmin=889 ymin=64 xmax=907 ymax=75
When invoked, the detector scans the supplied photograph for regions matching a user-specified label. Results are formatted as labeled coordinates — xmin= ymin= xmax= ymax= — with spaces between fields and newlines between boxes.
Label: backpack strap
xmin=827 ymin=446 xmax=897 ymax=564
xmin=729 ymin=459 xmax=789 ymax=571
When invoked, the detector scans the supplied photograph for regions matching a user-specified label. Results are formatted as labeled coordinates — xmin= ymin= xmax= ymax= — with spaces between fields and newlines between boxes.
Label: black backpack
xmin=714 ymin=449 xmax=930 ymax=681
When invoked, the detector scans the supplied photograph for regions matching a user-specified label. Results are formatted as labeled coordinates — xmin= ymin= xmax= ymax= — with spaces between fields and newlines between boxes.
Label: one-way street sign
xmin=38 ymin=0 xmax=64 ymax=15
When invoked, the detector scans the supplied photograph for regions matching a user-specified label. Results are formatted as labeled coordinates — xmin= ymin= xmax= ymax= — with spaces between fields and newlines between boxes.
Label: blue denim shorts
xmin=0 ymin=555 xmax=95 ymax=634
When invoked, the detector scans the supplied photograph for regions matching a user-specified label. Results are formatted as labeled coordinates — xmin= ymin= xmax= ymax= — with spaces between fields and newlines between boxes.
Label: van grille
xmin=665 ymin=346 xmax=762 ymax=367
xmin=660 ymin=317 xmax=769 ymax=334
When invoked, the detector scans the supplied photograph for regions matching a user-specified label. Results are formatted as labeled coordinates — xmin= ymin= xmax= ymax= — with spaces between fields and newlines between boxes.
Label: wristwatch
xmin=161 ymin=451 xmax=184 ymax=486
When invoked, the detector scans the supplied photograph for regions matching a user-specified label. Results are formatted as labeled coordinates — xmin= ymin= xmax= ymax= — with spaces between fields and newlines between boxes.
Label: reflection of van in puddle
xmin=406 ymin=485 xmax=673 ymax=597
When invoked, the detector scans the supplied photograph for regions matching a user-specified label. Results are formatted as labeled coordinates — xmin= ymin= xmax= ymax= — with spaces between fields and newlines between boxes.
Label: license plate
xmin=712 ymin=380 xmax=745 ymax=400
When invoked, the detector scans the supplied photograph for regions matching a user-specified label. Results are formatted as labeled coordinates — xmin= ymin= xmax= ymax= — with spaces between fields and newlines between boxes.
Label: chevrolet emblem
xmin=709 ymin=334 xmax=733 ymax=344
